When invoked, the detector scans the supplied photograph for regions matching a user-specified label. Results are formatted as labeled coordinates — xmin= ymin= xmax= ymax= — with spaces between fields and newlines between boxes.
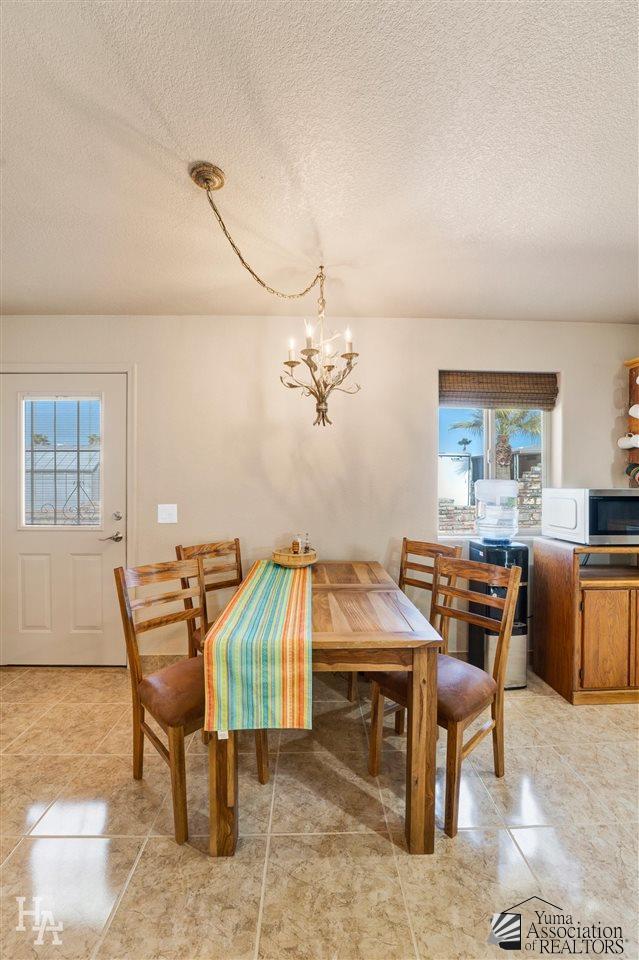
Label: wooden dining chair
xmin=399 ymin=538 xmax=463 ymax=653
xmin=176 ymin=538 xmax=269 ymax=785
xmin=175 ymin=539 xmax=243 ymax=657
xmin=367 ymin=555 xmax=521 ymax=838
xmin=364 ymin=538 xmax=462 ymax=731
xmin=114 ymin=558 xmax=209 ymax=844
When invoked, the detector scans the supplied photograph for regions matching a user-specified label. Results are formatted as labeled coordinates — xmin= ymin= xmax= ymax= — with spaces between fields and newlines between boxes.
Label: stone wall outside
xmin=438 ymin=462 xmax=542 ymax=534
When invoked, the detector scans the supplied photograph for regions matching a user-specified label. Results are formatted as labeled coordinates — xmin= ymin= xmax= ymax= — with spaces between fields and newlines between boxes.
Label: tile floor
xmin=0 ymin=665 xmax=637 ymax=960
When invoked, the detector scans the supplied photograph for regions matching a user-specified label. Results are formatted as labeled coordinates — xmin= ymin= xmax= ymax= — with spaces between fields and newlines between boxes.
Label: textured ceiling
xmin=1 ymin=0 xmax=637 ymax=322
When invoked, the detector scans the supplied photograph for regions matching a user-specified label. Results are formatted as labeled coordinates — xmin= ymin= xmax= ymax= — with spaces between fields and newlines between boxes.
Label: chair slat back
xmin=430 ymin=556 xmax=521 ymax=688
xmin=176 ymin=539 xmax=243 ymax=592
xmin=398 ymin=538 xmax=462 ymax=592
xmin=398 ymin=539 xmax=462 ymax=647
xmin=114 ymin=558 xmax=207 ymax=686
xmin=129 ymin=586 xmax=202 ymax=611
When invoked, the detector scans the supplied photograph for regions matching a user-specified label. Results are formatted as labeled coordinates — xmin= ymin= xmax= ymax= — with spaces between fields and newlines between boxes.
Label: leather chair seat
xmin=367 ymin=654 xmax=497 ymax=723
xmin=138 ymin=656 xmax=205 ymax=728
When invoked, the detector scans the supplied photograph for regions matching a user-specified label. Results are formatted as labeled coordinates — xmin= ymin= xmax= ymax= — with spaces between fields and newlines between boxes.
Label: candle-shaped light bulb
xmin=288 ymin=338 xmax=295 ymax=361
xmin=304 ymin=321 xmax=313 ymax=348
xmin=324 ymin=341 xmax=331 ymax=355
xmin=345 ymin=326 xmax=353 ymax=353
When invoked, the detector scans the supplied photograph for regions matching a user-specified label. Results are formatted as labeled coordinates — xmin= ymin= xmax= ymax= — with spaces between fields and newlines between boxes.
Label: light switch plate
xmin=157 ymin=503 xmax=178 ymax=524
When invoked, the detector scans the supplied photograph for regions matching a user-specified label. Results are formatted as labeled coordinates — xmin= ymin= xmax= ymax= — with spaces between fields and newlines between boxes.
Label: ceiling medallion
xmin=190 ymin=161 xmax=360 ymax=426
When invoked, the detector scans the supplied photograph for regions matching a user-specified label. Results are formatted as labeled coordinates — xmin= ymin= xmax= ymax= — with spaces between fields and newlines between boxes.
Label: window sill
xmin=438 ymin=530 xmax=541 ymax=541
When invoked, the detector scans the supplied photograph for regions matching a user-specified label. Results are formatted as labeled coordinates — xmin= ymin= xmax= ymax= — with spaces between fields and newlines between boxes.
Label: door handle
xmin=99 ymin=531 xmax=123 ymax=542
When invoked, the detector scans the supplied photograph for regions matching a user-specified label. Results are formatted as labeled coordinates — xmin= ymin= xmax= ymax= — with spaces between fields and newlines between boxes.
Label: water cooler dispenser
xmin=467 ymin=539 xmax=529 ymax=689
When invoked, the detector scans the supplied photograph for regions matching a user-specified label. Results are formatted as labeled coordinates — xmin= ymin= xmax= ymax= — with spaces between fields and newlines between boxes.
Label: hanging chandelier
xmin=189 ymin=161 xmax=360 ymax=426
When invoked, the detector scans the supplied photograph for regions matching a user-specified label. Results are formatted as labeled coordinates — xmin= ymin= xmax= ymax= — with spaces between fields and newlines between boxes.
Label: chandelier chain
xmin=205 ymin=189 xmax=323 ymax=301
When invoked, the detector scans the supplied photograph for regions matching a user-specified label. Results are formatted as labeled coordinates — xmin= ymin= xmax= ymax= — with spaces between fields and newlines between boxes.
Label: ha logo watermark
xmin=16 ymin=896 xmax=63 ymax=946
xmin=488 ymin=898 xmax=628 ymax=954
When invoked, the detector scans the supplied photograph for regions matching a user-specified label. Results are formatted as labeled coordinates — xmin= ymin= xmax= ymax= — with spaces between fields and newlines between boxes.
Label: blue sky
xmin=25 ymin=399 xmax=100 ymax=448
xmin=439 ymin=407 xmax=541 ymax=455
xmin=439 ymin=408 xmax=483 ymax=455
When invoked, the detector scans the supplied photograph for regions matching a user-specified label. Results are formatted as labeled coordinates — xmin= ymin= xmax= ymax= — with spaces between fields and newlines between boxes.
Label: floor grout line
xmin=466 ymin=755 xmax=510 ymax=829
xmin=360 ymin=695 xmax=421 ymax=960
xmin=0 ymin=696 xmax=64 ymax=748
xmin=5 ymin=826 xmax=542 ymax=841
xmin=0 ymin=836 xmax=25 ymax=867
xmin=14 ymin=832 xmax=164 ymax=840
xmin=13 ymin=752 xmax=96 ymax=840
xmin=12 ymin=820 xmax=637 ymax=843
xmin=0 ymin=670 xmax=32 ymax=697
xmin=1 ymin=702 xmax=129 ymax=757
xmin=89 ymin=835 xmax=149 ymax=960
xmin=253 ymin=733 xmax=280 ymax=960
xmin=545 ymin=741 xmax=623 ymax=799
xmin=506 ymin=826 xmax=546 ymax=893
xmin=87 ymin=707 xmax=132 ymax=754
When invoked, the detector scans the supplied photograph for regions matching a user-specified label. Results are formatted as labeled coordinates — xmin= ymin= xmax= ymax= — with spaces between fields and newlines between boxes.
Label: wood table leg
xmin=209 ymin=732 xmax=238 ymax=856
xmin=405 ymin=646 xmax=437 ymax=854
xmin=254 ymin=729 xmax=269 ymax=784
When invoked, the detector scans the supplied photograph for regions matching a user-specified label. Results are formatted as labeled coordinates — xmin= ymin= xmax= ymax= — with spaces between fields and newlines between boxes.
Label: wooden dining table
xmin=208 ymin=560 xmax=442 ymax=855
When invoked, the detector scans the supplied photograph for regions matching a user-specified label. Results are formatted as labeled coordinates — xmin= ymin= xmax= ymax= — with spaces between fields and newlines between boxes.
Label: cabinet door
xmin=632 ymin=590 xmax=638 ymax=688
xmin=581 ymin=589 xmax=631 ymax=689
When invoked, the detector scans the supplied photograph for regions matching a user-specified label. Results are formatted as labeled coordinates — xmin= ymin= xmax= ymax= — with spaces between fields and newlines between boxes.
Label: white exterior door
xmin=1 ymin=372 xmax=128 ymax=665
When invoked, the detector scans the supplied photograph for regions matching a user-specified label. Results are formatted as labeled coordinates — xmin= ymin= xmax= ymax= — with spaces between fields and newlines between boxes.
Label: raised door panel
xmin=581 ymin=589 xmax=631 ymax=690
xmin=70 ymin=553 xmax=103 ymax=632
xmin=18 ymin=554 xmax=52 ymax=631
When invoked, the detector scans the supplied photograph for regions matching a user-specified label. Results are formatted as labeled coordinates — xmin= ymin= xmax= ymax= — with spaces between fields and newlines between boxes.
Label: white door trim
xmin=1 ymin=362 xmax=138 ymax=570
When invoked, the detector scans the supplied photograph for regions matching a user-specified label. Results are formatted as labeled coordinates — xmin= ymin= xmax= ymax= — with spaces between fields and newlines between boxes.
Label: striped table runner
xmin=203 ymin=560 xmax=312 ymax=732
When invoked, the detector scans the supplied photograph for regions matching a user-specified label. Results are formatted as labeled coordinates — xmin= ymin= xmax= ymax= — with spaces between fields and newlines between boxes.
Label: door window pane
xmin=23 ymin=398 xmax=101 ymax=525
xmin=503 ymin=408 xmax=542 ymax=530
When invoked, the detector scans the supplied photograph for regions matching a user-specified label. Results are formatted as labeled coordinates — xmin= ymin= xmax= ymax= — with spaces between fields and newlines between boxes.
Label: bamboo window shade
xmin=439 ymin=371 xmax=558 ymax=410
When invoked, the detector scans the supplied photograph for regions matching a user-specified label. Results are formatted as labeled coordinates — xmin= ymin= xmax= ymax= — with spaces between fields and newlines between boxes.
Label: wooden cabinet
xmin=533 ymin=538 xmax=639 ymax=704
xmin=581 ymin=589 xmax=634 ymax=690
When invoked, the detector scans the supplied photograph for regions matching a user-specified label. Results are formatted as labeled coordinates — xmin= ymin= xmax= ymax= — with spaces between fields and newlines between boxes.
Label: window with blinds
xmin=438 ymin=371 xmax=557 ymax=534
xmin=439 ymin=371 xmax=558 ymax=410
xmin=23 ymin=397 xmax=102 ymax=526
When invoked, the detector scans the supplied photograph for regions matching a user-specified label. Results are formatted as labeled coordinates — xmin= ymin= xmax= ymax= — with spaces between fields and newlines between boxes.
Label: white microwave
xmin=541 ymin=488 xmax=639 ymax=544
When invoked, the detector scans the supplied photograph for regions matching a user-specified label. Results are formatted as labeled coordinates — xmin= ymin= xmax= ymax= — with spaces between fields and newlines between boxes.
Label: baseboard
xmin=571 ymin=688 xmax=639 ymax=705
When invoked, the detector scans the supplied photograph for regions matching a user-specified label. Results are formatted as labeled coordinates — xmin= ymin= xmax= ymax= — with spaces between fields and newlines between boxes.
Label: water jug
xmin=475 ymin=479 xmax=519 ymax=543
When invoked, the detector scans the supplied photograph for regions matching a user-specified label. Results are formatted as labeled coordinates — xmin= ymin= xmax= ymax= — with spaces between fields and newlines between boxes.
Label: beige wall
xmin=2 ymin=315 xmax=636 ymax=651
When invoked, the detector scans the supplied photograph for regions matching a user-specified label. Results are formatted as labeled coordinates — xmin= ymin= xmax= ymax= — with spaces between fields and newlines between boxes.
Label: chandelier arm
xmin=300 ymin=358 xmax=324 ymax=398
xmin=281 ymin=370 xmax=319 ymax=399
xmin=332 ymin=384 xmax=361 ymax=395
xmin=205 ymin=190 xmax=322 ymax=300
xmin=327 ymin=364 xmax=353 ymax=390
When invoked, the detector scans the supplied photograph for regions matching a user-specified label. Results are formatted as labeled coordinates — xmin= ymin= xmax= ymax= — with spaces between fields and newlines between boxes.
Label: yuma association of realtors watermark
xmin=16 ymin=896 xmax=63 ymax=946
xmin=489 ymin=897 xmax=628 ymax=955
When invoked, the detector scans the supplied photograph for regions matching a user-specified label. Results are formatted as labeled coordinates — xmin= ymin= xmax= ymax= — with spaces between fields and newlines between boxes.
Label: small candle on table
xmin=345 ymin=327 xmax=353 ymax=353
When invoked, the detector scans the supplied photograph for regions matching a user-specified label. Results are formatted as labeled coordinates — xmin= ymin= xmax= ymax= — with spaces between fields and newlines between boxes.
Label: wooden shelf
xmin=579 ymin=565 xmax=639 ymax=588
xmin=573 ymin=544 xmax=639 ymax=555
